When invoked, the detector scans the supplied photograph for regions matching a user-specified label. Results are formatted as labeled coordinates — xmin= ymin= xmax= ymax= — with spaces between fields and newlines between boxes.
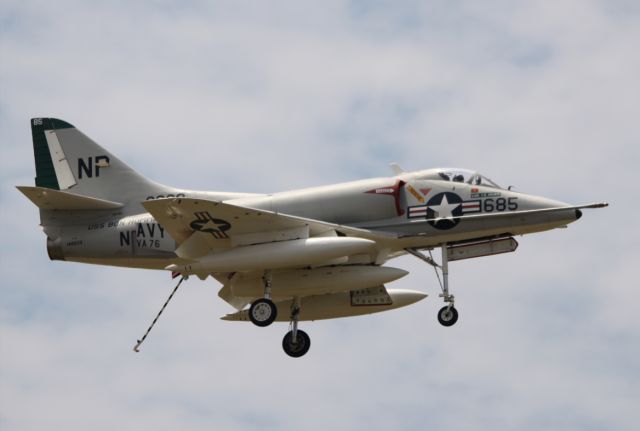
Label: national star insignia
xmin=428 ymin=194 xmax=461 ymax=221
xmin=199 ymin=219 xmax=226 ymax=230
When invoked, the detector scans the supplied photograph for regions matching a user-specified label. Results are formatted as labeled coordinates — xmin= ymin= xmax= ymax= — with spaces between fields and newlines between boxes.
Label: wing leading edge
xmin=142 ymin=197 xmax=396 ymax=259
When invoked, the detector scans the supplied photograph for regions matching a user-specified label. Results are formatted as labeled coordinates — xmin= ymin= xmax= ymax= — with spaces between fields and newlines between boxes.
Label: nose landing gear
xmin=407 ymin=244 xmax=459 ymax=327
xmin=437 ymin=305 xmax=458 ymax=326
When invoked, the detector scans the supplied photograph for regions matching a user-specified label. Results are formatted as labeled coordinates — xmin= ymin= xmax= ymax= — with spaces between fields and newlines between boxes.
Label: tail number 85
xmin=483 ymin=197 xmax=518 ymax=212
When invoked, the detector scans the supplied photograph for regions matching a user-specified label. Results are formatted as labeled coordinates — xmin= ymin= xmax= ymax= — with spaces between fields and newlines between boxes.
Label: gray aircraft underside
xmin=18 ymin=118 xmax=607 ymax=357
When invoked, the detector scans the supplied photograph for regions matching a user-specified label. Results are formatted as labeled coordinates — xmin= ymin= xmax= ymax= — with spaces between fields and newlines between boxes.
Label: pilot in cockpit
xmin=429 ymin=168 xmax=502 ymax=189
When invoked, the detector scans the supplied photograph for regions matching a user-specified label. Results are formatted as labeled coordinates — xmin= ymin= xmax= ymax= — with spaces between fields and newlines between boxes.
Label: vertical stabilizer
xmin=30 ymin=118 xmax=173 ymax=207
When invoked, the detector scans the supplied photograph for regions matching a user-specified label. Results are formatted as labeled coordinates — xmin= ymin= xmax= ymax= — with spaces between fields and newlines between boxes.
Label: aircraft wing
xmin=142 ymin=197 xmax=396 ymax=259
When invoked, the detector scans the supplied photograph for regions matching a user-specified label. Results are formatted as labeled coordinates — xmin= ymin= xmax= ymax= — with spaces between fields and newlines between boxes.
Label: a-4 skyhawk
xmin=18 ymin=118 xmax=607 ymax=357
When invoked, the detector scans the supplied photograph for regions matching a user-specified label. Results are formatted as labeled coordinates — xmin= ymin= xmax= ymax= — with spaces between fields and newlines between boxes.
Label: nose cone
xmin=525 ymin=195 xmax=570 ymax=209
xmin=575 ymin=209 xmax=583 ymax=220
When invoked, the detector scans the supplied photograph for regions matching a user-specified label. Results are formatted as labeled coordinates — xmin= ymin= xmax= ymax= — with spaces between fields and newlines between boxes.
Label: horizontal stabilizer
xmin=16 ymin=186 xmax=124 ymax=210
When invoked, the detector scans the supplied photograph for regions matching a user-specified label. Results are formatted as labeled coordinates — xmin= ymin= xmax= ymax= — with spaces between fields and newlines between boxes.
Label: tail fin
xmin=29 ymin=118 xmax=171 ymax=206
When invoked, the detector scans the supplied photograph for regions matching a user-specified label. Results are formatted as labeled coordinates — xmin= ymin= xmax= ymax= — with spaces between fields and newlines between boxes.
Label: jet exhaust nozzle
xmin=46 ymin=237 xmax=65 ymax=261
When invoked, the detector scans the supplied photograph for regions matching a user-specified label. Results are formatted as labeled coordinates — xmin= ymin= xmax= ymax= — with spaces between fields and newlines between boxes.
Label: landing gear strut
xmin=247 ymin=275 xmax=311 ymax=356
xmin=248 ymin=270 xmax=277 ymax=327
xmin=407 ymin=244 xmax=459 ymax=327
xmin=282 ymin=298 xmax=310 ymax=358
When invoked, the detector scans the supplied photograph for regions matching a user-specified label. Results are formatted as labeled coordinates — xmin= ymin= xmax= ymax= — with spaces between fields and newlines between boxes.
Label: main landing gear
xmin=248 ymin=271 xmax=311 ymax=357
xmin=406 ymin=244 xmax=459 ymax=327
xmin=248 ymin=270 xmax=278 ymax=327
xmin=249 ymin=298 xmax=277 ymax=327
xmin=282 ymin=298 xmax=310 ymax=358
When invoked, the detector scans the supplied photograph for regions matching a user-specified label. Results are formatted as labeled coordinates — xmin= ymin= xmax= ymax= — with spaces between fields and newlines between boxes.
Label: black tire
xmin=249 ymin=298 xmax=277 ymax=327
xmin=437 ymin=306 xmax=459 ymax=327
xmin=282 ymin=330 xmax=311 ymax=358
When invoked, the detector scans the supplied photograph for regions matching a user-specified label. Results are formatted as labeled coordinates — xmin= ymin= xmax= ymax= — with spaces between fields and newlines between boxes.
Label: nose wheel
xmin=437 ymin=305 xmax=458 ymax=326
xmin=407 ymin=244 xmax=460 ymax=327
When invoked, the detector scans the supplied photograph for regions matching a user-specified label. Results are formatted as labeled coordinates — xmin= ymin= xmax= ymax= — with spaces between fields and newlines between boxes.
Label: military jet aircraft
xmin=18 ymin=118 xmax=607 ymax=357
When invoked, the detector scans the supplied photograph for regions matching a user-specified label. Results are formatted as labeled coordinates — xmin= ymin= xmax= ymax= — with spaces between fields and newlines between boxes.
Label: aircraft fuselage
xmin=44 ymin=170 xmax=579 ymax=269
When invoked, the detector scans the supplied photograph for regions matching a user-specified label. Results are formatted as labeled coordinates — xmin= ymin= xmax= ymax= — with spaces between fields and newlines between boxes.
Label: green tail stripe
xmin=31 ymin=118 xmax=74 ymax=190
xmin=47 ymin=118 xmax=74 ymax=129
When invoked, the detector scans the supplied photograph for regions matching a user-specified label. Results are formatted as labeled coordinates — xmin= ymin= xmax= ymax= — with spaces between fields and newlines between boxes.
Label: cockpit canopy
xmin=421 ymin=168 xmax=502 ymax=189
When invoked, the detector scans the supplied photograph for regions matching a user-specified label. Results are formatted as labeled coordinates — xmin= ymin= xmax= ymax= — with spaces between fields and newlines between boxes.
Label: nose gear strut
xmin=406 ymin=244 xmax=459 ymax=327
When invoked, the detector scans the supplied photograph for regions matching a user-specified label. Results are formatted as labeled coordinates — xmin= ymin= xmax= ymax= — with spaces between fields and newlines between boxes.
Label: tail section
xmin=16 ymin=186 xmax=124 ymax=210
xmin=28 ymin=118 xmax=172 ymax=208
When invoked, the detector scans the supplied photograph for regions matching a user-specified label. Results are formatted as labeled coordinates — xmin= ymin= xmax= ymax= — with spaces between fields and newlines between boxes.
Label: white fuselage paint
xmin=48 ymin=169 xmax=578 ymax=270
xmin=36 ymin=167 xmax=586 ymax=321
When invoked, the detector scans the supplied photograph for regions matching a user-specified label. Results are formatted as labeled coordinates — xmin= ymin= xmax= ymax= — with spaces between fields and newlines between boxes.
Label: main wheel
xmin=249 ymin=298 xmax=277 ymax=327
xmin=437 ymin=306 xmax=459 ymax=327
xmin=282 ymin=330 xmax=311 ymax=358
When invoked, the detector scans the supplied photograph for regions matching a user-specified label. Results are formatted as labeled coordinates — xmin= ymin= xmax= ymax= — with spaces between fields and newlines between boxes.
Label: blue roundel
xmin=426 ymin=192 xmax=463 ymax=230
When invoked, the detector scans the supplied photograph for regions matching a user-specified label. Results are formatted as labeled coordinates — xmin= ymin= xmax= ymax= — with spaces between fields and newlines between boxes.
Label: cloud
xmin=1 ymin=1 xmax=638 ymax=430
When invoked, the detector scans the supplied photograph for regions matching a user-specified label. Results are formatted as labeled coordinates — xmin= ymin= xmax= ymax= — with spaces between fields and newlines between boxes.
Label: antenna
xmin=389 ymin=162 xmax=405 ymax=175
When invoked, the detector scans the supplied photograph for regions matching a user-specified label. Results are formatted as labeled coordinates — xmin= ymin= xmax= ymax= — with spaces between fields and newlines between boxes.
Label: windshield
xmin=432 ymin=168 xmax=502 ymax=189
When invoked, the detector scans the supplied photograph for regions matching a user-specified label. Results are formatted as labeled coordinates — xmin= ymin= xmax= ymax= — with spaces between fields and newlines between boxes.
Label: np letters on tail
xmin=78 ymin=156 xmax=110 ymax=179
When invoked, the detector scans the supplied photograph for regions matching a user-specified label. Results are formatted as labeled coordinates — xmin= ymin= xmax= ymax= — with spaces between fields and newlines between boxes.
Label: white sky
xmin=1 ymin=1 xmax=638 ymax=430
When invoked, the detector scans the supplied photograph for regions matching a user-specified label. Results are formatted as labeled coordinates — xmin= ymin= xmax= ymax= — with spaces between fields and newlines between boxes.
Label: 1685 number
xmin=483 ymin=197 xmax=518 ymax=212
